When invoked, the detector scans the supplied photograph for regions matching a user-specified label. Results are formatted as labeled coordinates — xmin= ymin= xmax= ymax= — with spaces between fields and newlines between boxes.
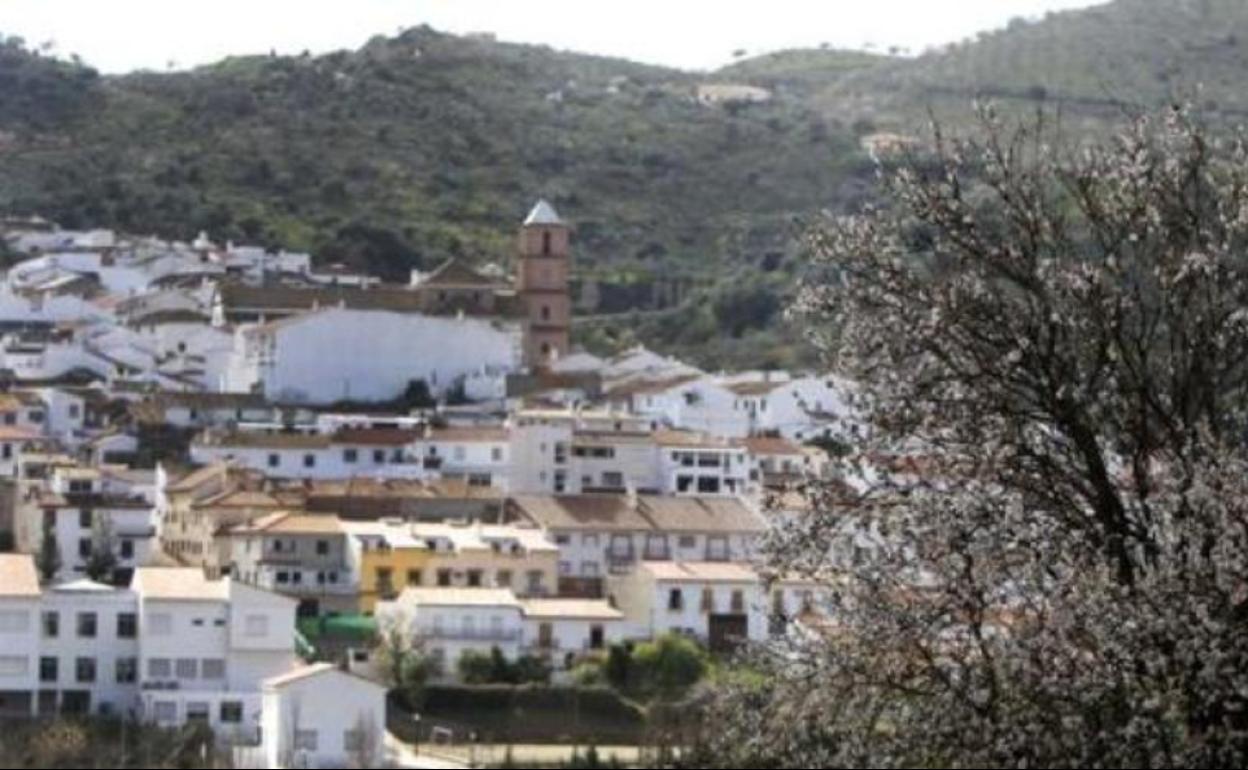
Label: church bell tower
xmin=516 ymin=199 xmax=571 ymax=367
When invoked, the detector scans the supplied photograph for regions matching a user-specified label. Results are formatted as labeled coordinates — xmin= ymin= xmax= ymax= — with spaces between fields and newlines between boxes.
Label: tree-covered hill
xmin=2 ymin=0 xmax=1247 ymax=368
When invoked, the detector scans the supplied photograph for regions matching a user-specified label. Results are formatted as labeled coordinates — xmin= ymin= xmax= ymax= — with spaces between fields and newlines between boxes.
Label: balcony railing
xmin=418 ymin=628 xmax=521 ymax=642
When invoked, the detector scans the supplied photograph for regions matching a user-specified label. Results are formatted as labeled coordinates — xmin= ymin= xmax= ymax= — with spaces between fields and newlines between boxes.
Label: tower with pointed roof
xmin=516 ymin=199 xmax=571 ymax=367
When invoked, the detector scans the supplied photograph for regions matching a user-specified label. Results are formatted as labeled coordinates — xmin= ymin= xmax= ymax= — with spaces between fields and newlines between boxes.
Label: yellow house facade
xmin=347 ymin=521 xmax=559 ymax=613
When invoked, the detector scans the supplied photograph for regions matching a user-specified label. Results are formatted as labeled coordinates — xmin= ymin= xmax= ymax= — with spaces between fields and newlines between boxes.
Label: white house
xmin=377 ymin=587 xmax=525 ymax=674
xmin=223 ymin=306 xmax=524 ymax=404
xmin=506 ymin=495 xmax=768 ymax=593
xmin=376 ymin=587 xmax=623 ymax=677
xmin=610 ymin=561 xmax=836 ymax=651
xmin=132 ymin=568 xmax=298 ymax=743
xmin=259 ymin=664 xmax=387 ymax=770
xmin=0 ymin=555 xmax=40 ymax=718
xmin=0 ymin=555 xmax=309 ymax=753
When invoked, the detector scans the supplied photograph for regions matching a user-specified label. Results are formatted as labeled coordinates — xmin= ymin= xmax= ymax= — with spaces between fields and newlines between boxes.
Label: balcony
xmin=418 ymin=628 xmax=521 ymax=643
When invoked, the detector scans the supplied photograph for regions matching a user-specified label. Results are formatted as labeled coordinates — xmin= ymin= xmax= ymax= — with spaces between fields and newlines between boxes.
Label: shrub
xmin=630 ymin=633 xmax=708 ymax=695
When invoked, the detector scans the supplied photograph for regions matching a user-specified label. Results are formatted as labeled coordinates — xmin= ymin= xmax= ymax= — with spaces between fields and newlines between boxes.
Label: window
xmin=373 ymin=449 xmax=386 ymax=464
xmin=406 ymin=569 xmax=422 ymax=587
xmin=343 ymin=448 xmax=358 ymax=464
xmin=186 ymin=702 xmax=210 ymax=722
xmin=582 ymin=562 xmax=600 ymax=577
xmin=79 ymin=509 xmax=93 ymax=528
xmin=706 ymin=536 xmax=730 ymax=561
xmin=153 ymin=701 xmax=177 ymax=723
xmin=731 ymin=590 xmax=746 ymax=613
xmin=303 ymin=453 xmax=316 ymax=468
xmin=491 ymin=446 xmax=504 ymax=462
xmin=668 ymin=589 xmax=684 ymax=611
xmin=148 ymin=658 xmax=172 ymax=679
xmin=558 ymin=561 xmax=572 ymax=576
xmin=294 ymin=730 xmax=319 ymax=751
xmin=467 ymin=569 xmax=483 ymax=587
xmin=496 ymin=570 xmax=512 ymax=588
xmin=202 ymin=659 xmax=226 ymax=680
xmin=76 ymin=612 xmax=97 ymax=638
xmin=220 ymin=701 xmax=244 ymax=724
xmin=119 ymin=539 xmax=134 ymax=560
xmin=244 ymin=614 xmax=269 ymax=638
xmin=554 ymin=534 xmax=571 ymax=545
xmin=78 ymin=538 xmax=92 ymax=558
xmin=106 ymin=609 xmax=137 ymax=638
xmin=316 ymin=540 xmax=330 ymax=556
xmin=344 ymin=728 xmax=367 ymax=753
xmin=75 ymin=657 xmax=97 ymax=683
xmin=147 ymin=613 xmax=173 ymax=636
xmin=267 ymin=453 xmax=280 ymax=468
xmin=678 ymin=535 xmax=697 ymax=549
xmin=437 ymin=569 xmax=452 ymax=587
xmin=39 ymin=656 xmax=58 ymax=682
xmin=176 ymin=658 xmax=198 ymax=680
xmin=116 ymin=658 xmax=137 ymax=684
xmin=376 ymin=568 xmax=394 ymax=596
xmin=701 ymin=588 xmax=715 ymax=613
xmin=526 ymin=570 xmax=545 ymax=593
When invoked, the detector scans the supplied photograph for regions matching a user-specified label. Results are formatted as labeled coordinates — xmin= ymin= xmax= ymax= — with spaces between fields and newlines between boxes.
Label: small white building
xmin=377 ymin=587 xmax=525 ymax=674
xmin=260 ymin=663 xmax=387 ymax=770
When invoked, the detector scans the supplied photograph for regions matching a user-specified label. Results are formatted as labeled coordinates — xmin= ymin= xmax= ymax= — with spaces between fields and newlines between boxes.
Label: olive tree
xmin=695 ymin=106 xmax=1248 ymax=768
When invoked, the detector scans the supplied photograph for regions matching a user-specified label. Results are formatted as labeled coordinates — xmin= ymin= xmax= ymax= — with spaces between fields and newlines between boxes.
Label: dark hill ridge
xmin=1 ymin=1 xmax=1246 ymax=368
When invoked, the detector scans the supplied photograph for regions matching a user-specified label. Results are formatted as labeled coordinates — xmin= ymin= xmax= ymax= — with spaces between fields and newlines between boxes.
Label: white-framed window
xmin=147 ymin=658 xmax=172 ymax=679
xmin=201 ymin=658 xmax=226 ymax=680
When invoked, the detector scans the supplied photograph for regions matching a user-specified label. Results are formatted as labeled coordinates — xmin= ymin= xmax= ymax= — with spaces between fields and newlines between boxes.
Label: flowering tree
xmin=693 ymin=106 xmax=1248 ymax=768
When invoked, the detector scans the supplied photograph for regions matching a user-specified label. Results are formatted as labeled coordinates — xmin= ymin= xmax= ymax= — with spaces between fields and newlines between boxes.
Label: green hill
xmin=3 ymin=1 xmax=1248 ymax=368
xmin=818 ymin=0 xmax=1248 ymax=128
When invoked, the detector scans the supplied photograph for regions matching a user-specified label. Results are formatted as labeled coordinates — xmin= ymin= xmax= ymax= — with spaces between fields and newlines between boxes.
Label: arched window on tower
xmin=541 ymin=305 xmax=551 ymax=322
xmin=542 ymin=230 xmax=553 ymax=256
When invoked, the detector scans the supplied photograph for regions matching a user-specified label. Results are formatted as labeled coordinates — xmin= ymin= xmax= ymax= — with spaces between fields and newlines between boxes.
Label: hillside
xmin=3 ymin=1 xmax=1248 ymax=368
xmin=818 ymin=0 xmax=1248 ymax=129
xmin=0 ymin=28 xmax=872 ymax=282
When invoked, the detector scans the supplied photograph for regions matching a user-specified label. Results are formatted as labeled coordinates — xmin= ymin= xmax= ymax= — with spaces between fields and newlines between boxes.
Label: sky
xmin=0 ymin=0 xmax=1108 ymax=74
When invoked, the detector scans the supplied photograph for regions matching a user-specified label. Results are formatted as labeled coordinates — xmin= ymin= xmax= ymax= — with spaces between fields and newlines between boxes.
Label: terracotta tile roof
xmin=332 ymin=427 xmax=422 ymax=446
xmin=738 ymin=436 xmax=807 ymax=456
xmin=131 ymin=567 xmax=228 ymax=602
xmin=725 ymin=380 xmax=788 ymax=396
xmin=520 ymin=598 xmax=623 ymax=621
xmin=653 ymin=429 xmax=733 ymax=449
xmin=604 ymin=374 xmax=702 ymax=400
xmin=419 ymin=258 xmax=503 ymax=288
xmin=233 ymin=512 xmax=343 ymax=536
xmin=429 ymin=426 xmax=510 ymax=443
xmin=198 ymin=431 xmax=332 ymax=450
xmin=0 ymin=554 xmax=40 ymax=597
xmin=641 ymin=561 xmax=760 ymax=583
xmin=219 ymin=282 xmax=426 ymax=315
xmin=392 ymin=587 xmax=521 ymax=608
xmin=261 ymin=662 xmax=385 ymax=692
xmin=509 ymin=495 xmax=766 ymax=534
